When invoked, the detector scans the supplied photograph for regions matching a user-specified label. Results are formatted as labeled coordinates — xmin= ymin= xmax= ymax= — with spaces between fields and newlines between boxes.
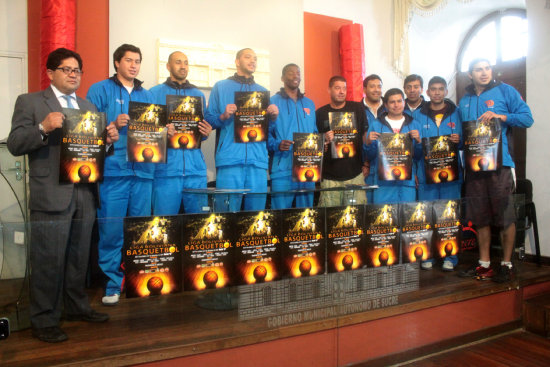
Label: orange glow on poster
xmin=407 ymin=243 xmax=430 ymax=262
xmin=191 ymin=266 xmax=229 ymax=290
xmin=238 ymin=127 xmax=265 ymax=143
xmin=333 ymin=250 xmax=361 ymax=272
xmin=469 ymin=156 xmax=496 ymax=171
xmin=294 ymin=167 xmax=321 ymax=182
xmin=336 ymin=143 xmax=356 ymax=158
xmin=371 ymin=248 xmax=397 ymax=267
xmin=65 ymin=161 xmax=100 ymax=183
xmin=428 ymin=168 xmax=457 ymax=183
xmin=242 ymin=261 xmax=276 ymax=284
xmin=171 ymin=132 xmax=199 ymax=149
xmin=288 ymin=256 xmax=321 ymax=278
xmin=132 ymin=145 xmax=163 ymax=163
xmin=382 ymin=166 xmax=410 ymax=181
xmin=131 ymin=272 xmax=177 ymax=297
xmin=438 ymin=240 xmax=458 ymax=257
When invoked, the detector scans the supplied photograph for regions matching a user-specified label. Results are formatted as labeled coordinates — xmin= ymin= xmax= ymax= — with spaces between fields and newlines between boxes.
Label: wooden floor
xmin=1 ymin=254 xmax=550 ymax=367
xmin=398 ymin=331 xmax=550 ymax=367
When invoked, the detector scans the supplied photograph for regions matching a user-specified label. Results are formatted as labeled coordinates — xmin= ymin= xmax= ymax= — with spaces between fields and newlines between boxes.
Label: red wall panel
xmin=27 ymin=0 xmax=109 ymax=97
xmin=304 ymin=12 xmax=352 ymax=109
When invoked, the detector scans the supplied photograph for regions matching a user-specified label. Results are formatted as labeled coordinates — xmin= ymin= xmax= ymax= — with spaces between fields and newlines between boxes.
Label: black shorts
xmin=464 ymin=167 xmax=516 ymax=228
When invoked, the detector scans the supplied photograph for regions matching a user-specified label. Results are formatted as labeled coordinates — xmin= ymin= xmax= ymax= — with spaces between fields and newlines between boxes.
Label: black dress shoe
xmin=65 ymin=310 xmax=110 ymax=323
xmin=32 ymin=326 xmax=68 ymax=343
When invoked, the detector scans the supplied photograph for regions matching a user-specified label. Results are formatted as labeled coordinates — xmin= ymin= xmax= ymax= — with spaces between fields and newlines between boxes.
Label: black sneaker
xmin=458 ymin=264 xmax=478 ymax=278
xmin=492 ymin=264 xmax=515 ymax=283
xmin=458 ymin=264 xmax=494 ymax=279
xmin=32 ymin=326 xmax=68 ymax=343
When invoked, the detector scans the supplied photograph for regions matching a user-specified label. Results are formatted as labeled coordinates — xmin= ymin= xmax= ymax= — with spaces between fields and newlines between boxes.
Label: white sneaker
xmin=102 ymin=293 xmax=120 ymax=306
xmin=421 ymin=261 xmax=433 ymax=270
xmin=442 ymin=260 xmax=455 ymax=272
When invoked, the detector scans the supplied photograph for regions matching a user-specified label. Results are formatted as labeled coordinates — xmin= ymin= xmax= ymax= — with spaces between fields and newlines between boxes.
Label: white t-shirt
xmin=385 ymin=116 xmax=405 ymax=133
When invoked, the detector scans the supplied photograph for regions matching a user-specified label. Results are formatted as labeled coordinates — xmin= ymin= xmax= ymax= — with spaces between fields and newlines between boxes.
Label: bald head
xmin=167 ymin=51 xmax=189 ymax=83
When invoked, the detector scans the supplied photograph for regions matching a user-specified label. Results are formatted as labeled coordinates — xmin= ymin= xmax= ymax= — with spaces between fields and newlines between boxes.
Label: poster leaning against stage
xmin=463 ymin=118 xmax=502 ymax=172
xmin=281 ymin=207 xmax=325 ymax=278
xmin=234 ymin=91 xmax=269 ymax=143
xmin=326 ymin=205 xmax=366 ymax=273
xmin=127 ymin=101 xmax=167 ymax=163
xmin=328 ymin=111 xmax=359 ymax=159
xmin=233 ymin=210 xmax=281 ymax=285
xmin=400 ymin=201 xmax=433 ymax=264
xmin=433 ymin=199 xmax=461 ymax=259
xmin=166 ymin=94 xmax=203 ymax=150
xmin=292 ymin=132 xmax=324 ymax=183
xmin=59 ymin=108 xmax=106 ymax=183
xmin=377 ymin=132 xmax=413 ymax=181
xmin=182 ymin=213 xmax=234 ymax=291
xmin=365 ymin=204 xmax=400 ymax=267
xmin=422 ymin=135 xmax=459 ymax=184
xmin=123 ymin=216 xmax=182 ymax=298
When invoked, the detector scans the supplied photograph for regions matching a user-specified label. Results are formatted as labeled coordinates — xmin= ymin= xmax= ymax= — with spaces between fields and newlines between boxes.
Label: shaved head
xmin=168 ymin=51 xmax=187 ymax=63
xmin=167 ymin=51 xmax=189 ymax=82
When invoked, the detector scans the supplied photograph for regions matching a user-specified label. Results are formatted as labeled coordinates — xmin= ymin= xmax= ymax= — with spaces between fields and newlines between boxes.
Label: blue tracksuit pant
xmin=97 ymin=176 xmax=152 ymax=295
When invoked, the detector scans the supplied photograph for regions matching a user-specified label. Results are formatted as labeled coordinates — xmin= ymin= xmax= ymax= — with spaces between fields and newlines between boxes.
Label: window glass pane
xmin=501 ymin=16 xmax=528 ymax=62
xmin=461 ymin=22 xmax=497 ymax=72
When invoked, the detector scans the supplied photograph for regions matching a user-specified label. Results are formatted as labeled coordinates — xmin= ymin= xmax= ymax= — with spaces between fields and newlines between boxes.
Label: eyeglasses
xmin=55 ymin=67 xmax=83 ymax=76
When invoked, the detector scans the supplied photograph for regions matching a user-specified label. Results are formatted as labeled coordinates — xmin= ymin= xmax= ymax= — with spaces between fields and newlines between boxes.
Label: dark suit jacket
xmin=7 ymin=86 xmax=100 ymax=212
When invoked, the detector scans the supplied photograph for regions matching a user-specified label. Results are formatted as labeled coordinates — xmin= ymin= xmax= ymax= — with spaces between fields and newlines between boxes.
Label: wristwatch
xmin=38 ymin=123 xmax=48 ymax=137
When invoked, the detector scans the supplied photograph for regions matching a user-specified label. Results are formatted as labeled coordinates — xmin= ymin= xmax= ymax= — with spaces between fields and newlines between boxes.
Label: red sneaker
xmin=475 ymin=266 xmax=494 ymax=280
xmin=458 ymin=264 xmax=494 ymax=280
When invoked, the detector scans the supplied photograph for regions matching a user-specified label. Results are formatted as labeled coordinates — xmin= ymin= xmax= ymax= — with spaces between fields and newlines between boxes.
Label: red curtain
xmin=40 ymin=0 xmax=76 ymax=89
xmin=339 ymin=24 xmax=365 ymax=102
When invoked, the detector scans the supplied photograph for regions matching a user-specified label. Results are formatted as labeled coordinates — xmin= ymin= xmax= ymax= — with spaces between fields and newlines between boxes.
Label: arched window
xmin=457 ymin=8 xmax=527 ymax=72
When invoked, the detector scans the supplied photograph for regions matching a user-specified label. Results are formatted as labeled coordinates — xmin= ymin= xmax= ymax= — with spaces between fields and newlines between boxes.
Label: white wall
xmin=526 ymin=0 xmax=550 ymax=256
xmin=110 ymin=0 xmax=304 ymax=92
xmin=0 ymin=0 xmax=28 ymax=278
xmin=110 ymin=0 xmax=305 ymax=181
xmin=304 ymin=0 xmax=403 ymax=91
xmin=0 ymin=0 xmax=27 ymax=140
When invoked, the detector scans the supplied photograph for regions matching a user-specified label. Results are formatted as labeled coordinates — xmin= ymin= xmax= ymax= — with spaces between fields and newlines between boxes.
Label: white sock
xmin=501 ymin=261 xmax=513 ymax=269
xmin=479 ymin=260 xmax=490 ymax=268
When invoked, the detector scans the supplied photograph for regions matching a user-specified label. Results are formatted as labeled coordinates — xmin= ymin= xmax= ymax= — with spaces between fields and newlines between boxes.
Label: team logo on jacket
xmin=485 ymin=100 xmax=495 ymax=108
xmin=447 ymin=122 xmax=456 ymax=128
xmin=303 ymin=107 xmax=310 ymax=115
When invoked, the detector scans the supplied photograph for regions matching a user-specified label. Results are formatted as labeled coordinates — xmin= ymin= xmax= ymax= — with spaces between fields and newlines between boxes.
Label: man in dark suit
xmin=7 ymin=48 xmax=118 ymax=343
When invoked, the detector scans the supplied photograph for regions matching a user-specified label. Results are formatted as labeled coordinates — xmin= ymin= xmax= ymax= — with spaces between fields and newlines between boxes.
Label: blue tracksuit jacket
xmin=458 ymin=81 xmax=533 ymax=168
xmin=86 ymin=75 xmax=154 ymax=178
xmin=268 ymin=88 xmax=317 ymax=179
xmin=149 ymin=79 xmax=207 ymax=178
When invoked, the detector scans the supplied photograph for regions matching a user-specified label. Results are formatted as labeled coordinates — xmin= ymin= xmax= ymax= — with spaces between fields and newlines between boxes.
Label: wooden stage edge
xmin=2 ymin=258 xmax=550 ymax=367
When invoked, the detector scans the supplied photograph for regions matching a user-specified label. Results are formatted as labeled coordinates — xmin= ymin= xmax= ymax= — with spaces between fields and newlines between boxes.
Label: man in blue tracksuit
xmin=414 ymin=76 xmax=463 ymax=201
xmin=458 ymin=58 xmax=533 ymax=283
xmin=149 ymin=51 xmax=212 ymax=215
xmin=205 ymin=48 xmax=278 ymax=212
xmin=87 ymin=44 xmax=154 ymax=306
xmin=268 ymin=63 xmax=318 ymax=209
xmin=364 ymin=88 xmax=422 ymax=204
xmin=404 ymin=74 xmax=427 ymax=116
xmin=413 ymin=76 xmax=462 ymax=271
xmin=362 ymin=74 xmax=386 ymax=203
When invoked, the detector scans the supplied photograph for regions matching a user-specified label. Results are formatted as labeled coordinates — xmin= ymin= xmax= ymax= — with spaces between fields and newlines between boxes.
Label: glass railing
xmin=0 ymin=190 xmax=529 ymax=337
